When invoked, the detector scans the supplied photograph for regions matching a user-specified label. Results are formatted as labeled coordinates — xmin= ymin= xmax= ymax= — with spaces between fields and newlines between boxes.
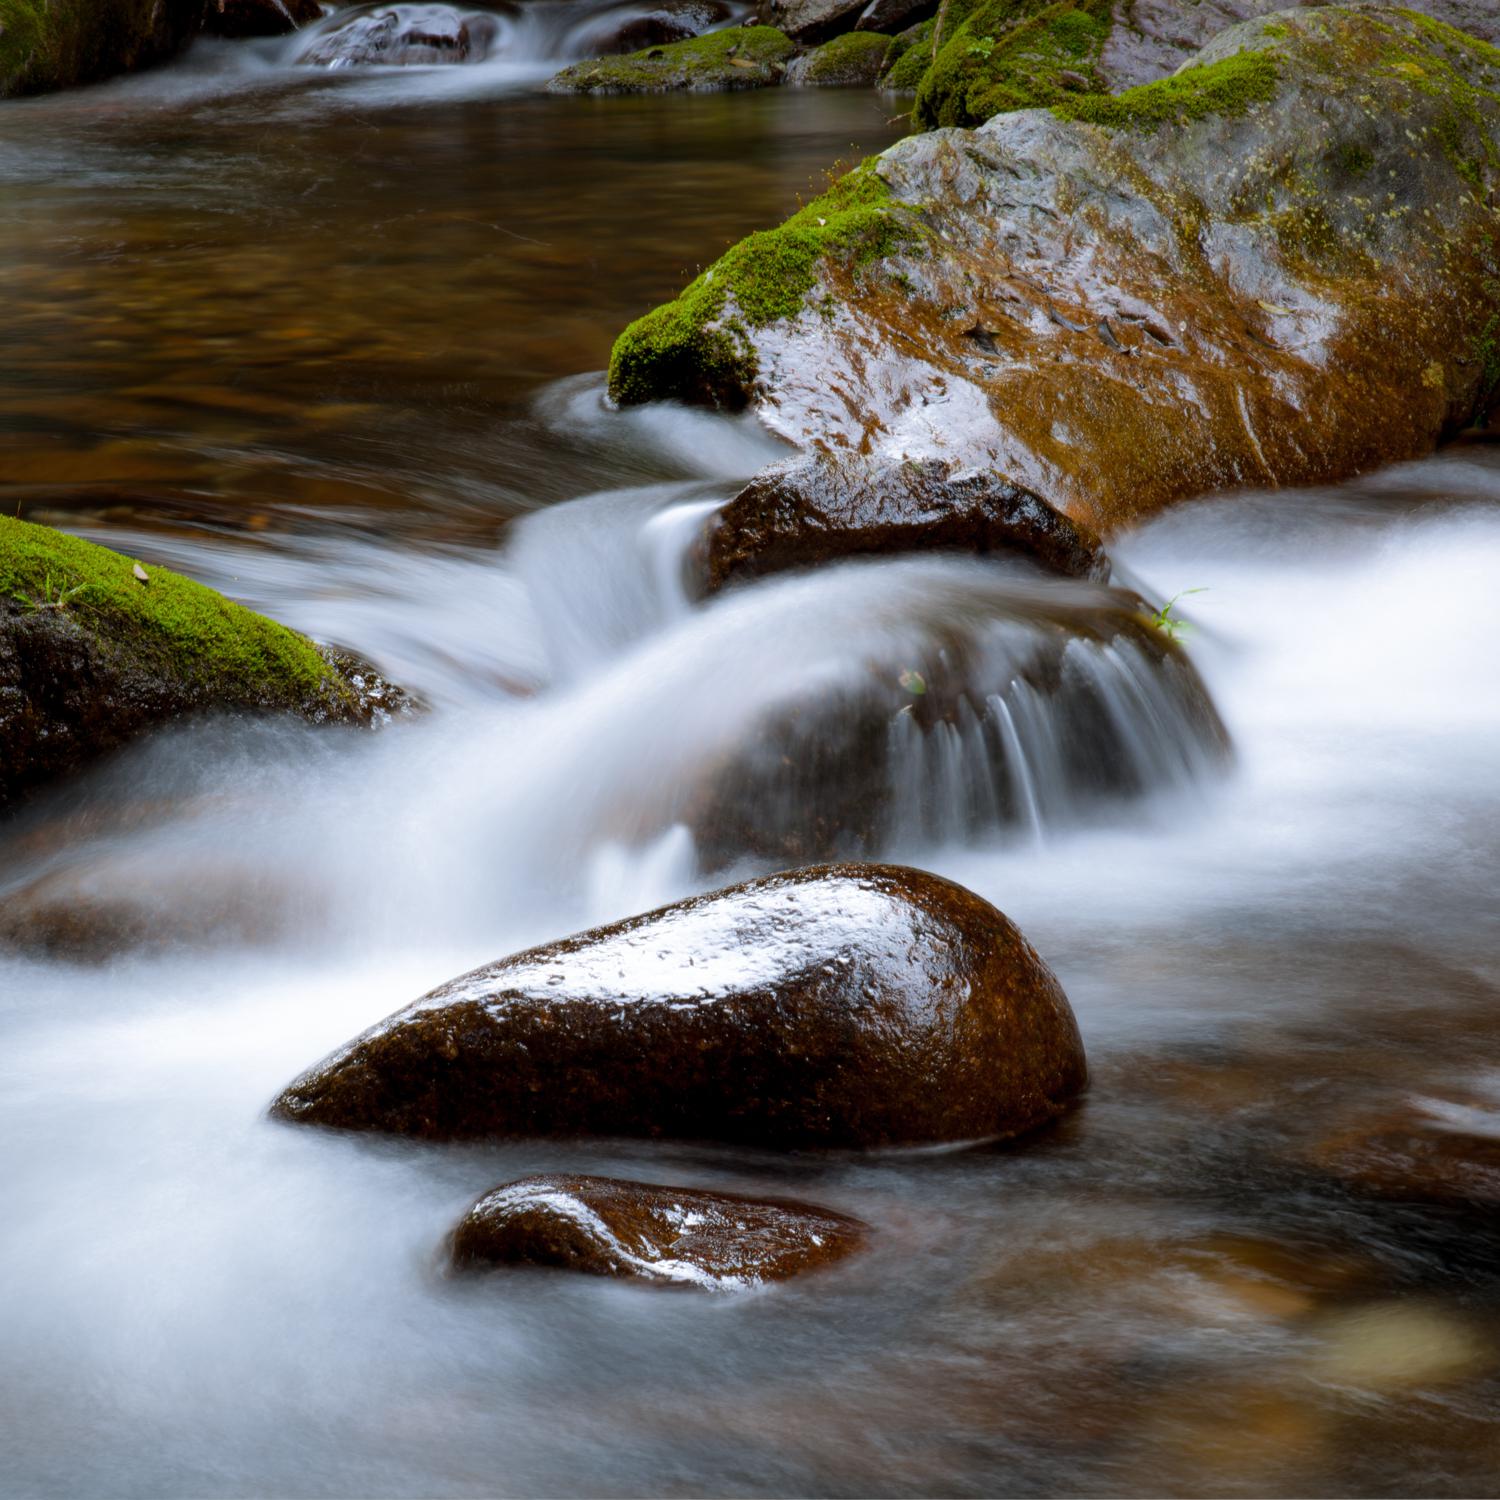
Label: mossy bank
xmin=0 ymin=516 xmax=405 ymax=811
xmin=546 ymin=25 xmax=795 ymax=93
xmin=0 ymin=0 xmax=203 ymax=96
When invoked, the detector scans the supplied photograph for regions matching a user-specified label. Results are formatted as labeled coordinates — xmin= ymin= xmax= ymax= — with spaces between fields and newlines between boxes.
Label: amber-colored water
xmin=5 ymin=30 xmax=1500 ymax=1500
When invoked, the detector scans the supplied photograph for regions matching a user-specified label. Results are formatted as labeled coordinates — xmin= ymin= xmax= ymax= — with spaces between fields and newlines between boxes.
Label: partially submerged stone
xmin=608 ymin=7 xmax=1500 ymax=533
xmin=272 ymin=862 xmax=1088 ymax=1148
xmin=546 ymin=23 xmax=793 ymax=92
xmin=297 ymin=2 xmax=504 ymax=66
xmin=0 ymin=516 xmax=406 ymax=812
xmin=786 ymin=27 xmax=891 ymax=83
xmin=448 ymin=1174 xmax=866 ymax=1287
xmin=703 ymin=451 xmax=1109 ymax=591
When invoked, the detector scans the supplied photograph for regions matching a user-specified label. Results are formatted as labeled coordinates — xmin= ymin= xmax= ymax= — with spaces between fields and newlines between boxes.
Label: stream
xmin=4 ymin=13 xmax=1500 ymax=1497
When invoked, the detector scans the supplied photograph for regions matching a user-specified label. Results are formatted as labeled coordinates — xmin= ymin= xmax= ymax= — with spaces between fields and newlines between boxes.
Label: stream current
xmin=4 ymin=17 xmax=1500 ymax=1497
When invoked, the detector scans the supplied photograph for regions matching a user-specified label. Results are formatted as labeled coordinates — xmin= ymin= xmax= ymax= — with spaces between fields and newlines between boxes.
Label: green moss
xmin=608 ymin=158 xmax=918 ymax=405
xmin=912 ymin=0 xmax=1112 ymax=129
xmin=1054 ymin=48 xmax=1279 ymax=132
xmin=0 ymin=515 xmax=351 ymax=705
xmin=1 ymin=0 xmax=197 ymax=97
xmin=547 ymin=24 xmax=794 ymax=93
xmin=0 ymin=0 xmax=48 ymax=89
xmin=797 ymin=29 xmax=891 ymax=85
xmin=881 ymin=17 xmax=935 ymax=90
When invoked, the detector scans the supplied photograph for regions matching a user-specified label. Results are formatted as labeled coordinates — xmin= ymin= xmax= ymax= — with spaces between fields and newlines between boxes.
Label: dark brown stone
xmin=448 ymin=1174 xmax=867 ymax=1286
xmin=589 ymin=0 xmax=734 ymax=54
xmin=202 ymin=0 xmax=322 ymax=39
xmin=271 ymin=862 xmax=1087 ymax=1149
xmin=704 ymin=451 xmax=1110 ymax=593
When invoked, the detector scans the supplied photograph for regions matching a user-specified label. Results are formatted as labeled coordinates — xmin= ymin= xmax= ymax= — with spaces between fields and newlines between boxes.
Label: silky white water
xmin=3 ymin=421 xmax=1499 ymax=1495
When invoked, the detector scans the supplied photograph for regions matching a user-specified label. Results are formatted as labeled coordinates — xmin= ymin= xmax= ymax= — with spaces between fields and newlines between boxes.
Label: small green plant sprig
xmin=9 ymin=569 xmax=103 ymax=614
xmin=1148 ymin=588 xmax=1207 ymax=642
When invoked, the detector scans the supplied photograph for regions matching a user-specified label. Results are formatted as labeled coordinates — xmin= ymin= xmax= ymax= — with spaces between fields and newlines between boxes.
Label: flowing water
xmin=4 ymin=18 xmax=1500 ymax=1498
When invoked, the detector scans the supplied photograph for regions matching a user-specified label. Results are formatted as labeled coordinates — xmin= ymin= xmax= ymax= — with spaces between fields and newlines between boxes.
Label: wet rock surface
xmin=202 ymin=0 xmax=322 ymax=39
xmin=755 ymin=0 xmax=867 ymax=44
xmin=0 ymin=516 xmax=407 ymax=813
xmin=609 ymin=7 xmax=1500 ymax=533
xmin=296 ymin=3 xmax=505 ymax=65
xmin=704 ymin=451 xmax=1109 ymax=591
xmin=448 ymin=1174 xmax=867 ymax=1286
xmin=272 ymin=862 xmax=1088 ymax=1148
xmin=584 ymin=0 xmax=735 ymax=53
xmin=547 ymin=22 xmax=793 ymax=90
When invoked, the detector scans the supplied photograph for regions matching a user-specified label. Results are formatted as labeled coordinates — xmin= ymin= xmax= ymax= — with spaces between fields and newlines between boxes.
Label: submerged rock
xmin=608 ymin=7 xmax=1500 ymax=533
xmin=448 ymin=1174 xmax=866 ymax=1286
xmin=202 ymin=0 xmax=322 ymax=39
xmin=785 ymin=27 xmax=890 ymax=83
xmin=704 ymin=452 xmax=1109 ymax=591
xmin=272 ymin=862 xmax=1087 ymax=1148
xmin=0 ymin=516 xmax=406 ymax=813
xmin=296 ymin=2 xmax=506 ymax=65
xmin=546 ymin=22 xmax=793 ymax=91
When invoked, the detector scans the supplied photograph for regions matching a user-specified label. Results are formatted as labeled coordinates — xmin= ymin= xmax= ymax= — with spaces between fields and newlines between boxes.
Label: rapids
xmin=3 ymin=20 xmax=1500 ymax=1498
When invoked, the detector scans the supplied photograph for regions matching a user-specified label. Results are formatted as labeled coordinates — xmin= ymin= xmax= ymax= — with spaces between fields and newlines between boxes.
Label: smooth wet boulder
xmin=755 ymin=0 xmax=865 ymax=44
xmin=296 ymin=1 xmax=504 ymax=65
xmin=0 ymin=515 xmax=406 ymax=813
xmin=855 ymin=0 xmax=933 ymax=33
xmin=704 ymin=452 xmax=1109 ymax=590
xmin=202 ymin=0 xmax=320 ymax=38
xmin=785 ymin=26 xmax=890 ymax=82
xmin=448 ymin=1174 xmax=867 ymax=1287
xmin=0 ymin=0 xmax=204 ymax=96
xmin=546 ymin=22 xmax=792 ymax=91
xmin=608 ymin=7 xmax=1500 ymax=534
xmin=272 ymin=863 xmax=1088 ymax=1148
xmin=582 ymin=0 xmax=735 ymax=54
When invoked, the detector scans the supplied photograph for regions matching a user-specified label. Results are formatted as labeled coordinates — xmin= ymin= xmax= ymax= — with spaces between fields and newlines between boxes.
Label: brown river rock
xmin=448 ymin=1174 xmax=867 ymax=1286
xmin=272 ymin=863 xmax=1087 ymax=1148
xmin=611 ymin=7 xmax=1500 ymax=534
xmin=704 ymin=451 xmax=1110 ymax=592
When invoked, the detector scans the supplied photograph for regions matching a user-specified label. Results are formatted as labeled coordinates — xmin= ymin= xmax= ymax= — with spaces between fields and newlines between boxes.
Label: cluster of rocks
xmin=272 ymin=861 xmax=1089 ymax=1286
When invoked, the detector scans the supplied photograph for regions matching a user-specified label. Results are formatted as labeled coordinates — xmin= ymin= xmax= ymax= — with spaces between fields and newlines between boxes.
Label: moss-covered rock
xmin=607 ymin=7 xmax=1500 ymax=534
xmin=913 ymin=0 xmax=1111 ymax=127
xmin=879 ymin=14 xmax=934 ymax=86
xmin=545 ymin=23 xmax=793 ymax=93
xmin=609 ymin=156 xmax=920 ymax=405
xmin=0 ymin=516 xmax=405 ymax=811
xmin=786 ymin=25 xmax=890 ymax=83
xmin=0 ymin=0 xmax=204 ymax=96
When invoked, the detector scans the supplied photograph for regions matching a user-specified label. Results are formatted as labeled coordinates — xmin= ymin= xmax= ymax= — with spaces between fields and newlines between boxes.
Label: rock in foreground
xmin=609 ymin=7 xmax=1500 ymax=533
xmin=704 ymin=451 xmax=1109 ymax=591
xmin=546 ymin=23 xmax=793 ymax=92
xmin=272 ymin=863 xmax=1087 ymax=1148
xmin=0 ymin=515 xmax=405 ymax=813
xmin=449 ymin=1174 xmax=866 ymax=1287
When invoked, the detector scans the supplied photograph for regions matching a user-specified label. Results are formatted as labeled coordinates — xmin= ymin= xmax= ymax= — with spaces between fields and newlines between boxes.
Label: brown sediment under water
xmin=4 ymin=27 xmax=1500 ymax=1499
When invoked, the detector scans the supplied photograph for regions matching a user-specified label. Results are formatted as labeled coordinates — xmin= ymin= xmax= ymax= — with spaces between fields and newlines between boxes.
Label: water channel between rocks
xmin=3 ymin=24 xmax=1500 ymax=1498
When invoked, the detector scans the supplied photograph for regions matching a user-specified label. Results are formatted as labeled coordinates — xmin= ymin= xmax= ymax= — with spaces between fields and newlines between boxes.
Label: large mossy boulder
xmin=546 ymin=23 xmax=793 ymax=92
xmin=272 ymin=863 xmax=1088 ymax=1149
xmin=786 ymin=26 xmax=890 ymax=82
xmin=0 ymin=0 xmax=204 ymax=96
xmin=609 ymin=7 xmax=1500 ymax=534
xmin=449 ymin=1174 xmax=867 ymax=1287
xmin=0 ymin=516 xmax=403 ymax=812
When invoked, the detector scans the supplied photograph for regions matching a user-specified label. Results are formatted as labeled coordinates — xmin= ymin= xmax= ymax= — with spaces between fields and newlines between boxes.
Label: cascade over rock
xmin=271 ymin=863 xmax=1088 ymax=1149
xmin=448 ymin=1174 xmax=867 ymax=1286
xmin=609 ymin=6 xmax=1500 ymax=534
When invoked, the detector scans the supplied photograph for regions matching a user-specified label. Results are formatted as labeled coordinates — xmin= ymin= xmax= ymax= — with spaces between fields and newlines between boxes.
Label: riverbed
xmin=3 ymin=24 xmax=1500 ymax=1498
